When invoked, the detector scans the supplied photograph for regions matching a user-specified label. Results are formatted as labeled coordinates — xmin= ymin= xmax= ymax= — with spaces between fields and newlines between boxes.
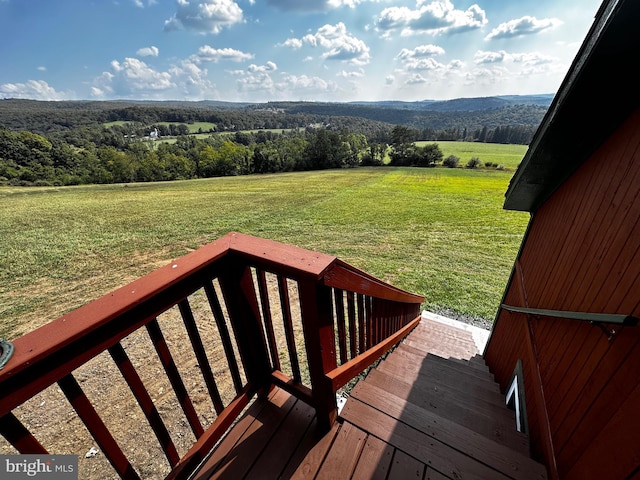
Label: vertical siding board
xmin=527 ymin=159 xmax=608 ymax=308
xmin=487 ymin=109 xmax=640 ymax=477
xmin=549 ymin=135 xmax=633 ymax=310
xmin=528 ymin=113 xmax=640 ymax=314
xmin=555 ymin=332 xmax=640 ymax=471
xmin=599 ymin=226 xmax=640 ymax=314
xmin=578 ymin=195 xmax=640 ymax=310
xmin=533 ymin=317 xmax=572 ymax=385
xmin=566 ymin=381 xmax=640 ymax=480
xmin=518 ymin=161 xmax=600 ymax=308
xmin=543 ymin=326 xmax=600 ymax=416
xmin=521 ymin=153 xmax=610 ymax=310
xmin=568 ymin=146 xmax=640 ymax=311
xmin=603 ymin=232 xmax=640 ymax=314
xmin=547 ymin=330 xmax=611 ymax=430
xmin=553 ymin=330 xmax=639 ymax=459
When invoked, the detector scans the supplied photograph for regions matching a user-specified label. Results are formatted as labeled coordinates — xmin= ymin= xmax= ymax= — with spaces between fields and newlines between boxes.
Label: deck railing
xmin=0 ymin=232 xmax=424 ymax=479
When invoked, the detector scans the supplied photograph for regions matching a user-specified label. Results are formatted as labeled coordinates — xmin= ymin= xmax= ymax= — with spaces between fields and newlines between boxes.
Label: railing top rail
xmin=228 ymin=232 xmax=336 ymax=278
xmin=323 ymin=260 xmax=425 ymax=304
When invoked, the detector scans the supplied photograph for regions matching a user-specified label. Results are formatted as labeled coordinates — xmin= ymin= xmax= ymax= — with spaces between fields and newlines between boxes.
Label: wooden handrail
xmin=323 ymin=260 xmax=425 ymax=303
xmin=0 ymin=232 xmax=425 ymax=479
xmin=327 ymin=315 xmax=422 ymax=391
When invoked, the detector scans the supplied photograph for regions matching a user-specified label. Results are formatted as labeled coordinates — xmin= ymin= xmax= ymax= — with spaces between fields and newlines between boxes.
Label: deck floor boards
xmin=191 ymin=318 xmax=547 ymax=479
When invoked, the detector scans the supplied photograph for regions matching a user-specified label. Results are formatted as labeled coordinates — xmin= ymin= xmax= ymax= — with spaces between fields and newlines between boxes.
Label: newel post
xmin=298 ymin=280 xmax=338 ymax=432
xmin=217 ymin=256 xmax=272 ymax=396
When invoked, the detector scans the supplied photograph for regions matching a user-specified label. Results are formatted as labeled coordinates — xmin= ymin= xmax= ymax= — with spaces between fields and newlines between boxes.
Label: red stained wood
xmin=108 ymin=342 xmax=180 ymax=467
xmin=326 ymin=316 xmax=420 ymax=391
xmin=191 ymin=318 xmax=545 ymax=480
xmin=58 ymin=374 xmax=140 ymax=480
xmin=0 ymin=412 xmax=47 ymax=454
xmin=486 ymin=108 xmax=640 ymax=478
xmin=351 ymin=435 xmax=394 ymax=480
xmin=0 ymin=231 xmax=427 ymax=480
xmin=387 ymin=449 xmax=425 ymax=480
xmin=316 ymin=421 xmax=367 ymax=480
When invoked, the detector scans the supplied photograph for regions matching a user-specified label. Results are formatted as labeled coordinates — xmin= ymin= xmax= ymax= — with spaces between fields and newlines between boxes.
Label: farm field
xmin=422 ymin=141 xmax=528 ymax=169
xmin=0 ymin=166 xmax=529 ymax=340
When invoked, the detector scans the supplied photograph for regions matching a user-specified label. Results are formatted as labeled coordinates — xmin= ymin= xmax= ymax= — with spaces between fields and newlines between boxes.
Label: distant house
xmin=485 ymin=0 xmax=640 ymax=479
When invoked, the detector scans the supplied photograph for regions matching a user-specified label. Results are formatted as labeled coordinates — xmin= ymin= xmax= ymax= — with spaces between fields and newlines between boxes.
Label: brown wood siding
xmin=486 ymin=108 xmax=640 ymax=479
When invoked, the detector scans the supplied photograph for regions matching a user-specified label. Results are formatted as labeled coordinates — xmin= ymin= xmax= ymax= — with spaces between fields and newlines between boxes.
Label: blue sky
xmin=0 ymin=0 xmax=602 ymax=102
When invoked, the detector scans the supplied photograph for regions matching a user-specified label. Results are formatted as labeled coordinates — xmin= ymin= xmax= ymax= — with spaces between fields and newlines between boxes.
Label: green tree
xmin=415 ymin=143 xmax=443 ymax=167
xmin=389 ymin=125 xmax=419 ymax=166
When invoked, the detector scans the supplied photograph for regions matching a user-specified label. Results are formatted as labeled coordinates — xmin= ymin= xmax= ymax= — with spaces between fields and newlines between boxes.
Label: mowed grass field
xmin=422 ymin=141 xmax=528 ymax=169
xmin=0 ymin=166 xmax=530 ymax=339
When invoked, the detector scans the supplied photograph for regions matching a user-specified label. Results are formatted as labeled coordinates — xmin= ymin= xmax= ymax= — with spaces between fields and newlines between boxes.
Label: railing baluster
xmin=357 ymin=293 xmax=365 ymax=355
xmin=297 ymin=281 xmax=338 ymax=432
xmin=178 ymin=298 xmax=224 ymax=414
xmin=334 ymin=289 xmax=348 ymax=364
xmin=145 ymin=318 xmax=204 ymax=438
xmin=256 ymin=269 xmax=281 ymax=371
xmin=347 ymin=291 xmax=357 ymax=360
xmin=0 ymin=413 xmax=48 ymax=454
xmin=278 ymin=275 xmax=301 ymax=382
xmin=58 ymin=374 xmax=140 ymax=480
xmin=203 ymin=281 xmax=243 ymax=394
xmin=217 ymin=260 xmax=272 ymax=394
xmin=108 ymin=342 xmax=180 ymax=467
xmin=365 ymin=295 xmax=372 ymax=350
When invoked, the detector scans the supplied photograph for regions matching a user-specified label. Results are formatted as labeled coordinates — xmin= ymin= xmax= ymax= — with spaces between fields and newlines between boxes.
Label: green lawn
xmin=0 ymin=167 xmax=529 ymax=339
xmin=419 ymin=141 xmax=528 ymax=169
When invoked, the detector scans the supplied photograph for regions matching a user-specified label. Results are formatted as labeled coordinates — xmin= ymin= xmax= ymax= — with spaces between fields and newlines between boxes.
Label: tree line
xmin=0 ymin=121 xmax=523 ymax=186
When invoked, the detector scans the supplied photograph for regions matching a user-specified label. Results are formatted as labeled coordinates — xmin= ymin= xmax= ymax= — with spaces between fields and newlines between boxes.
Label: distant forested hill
xmin=0 ymin=95 xmax=549 ymax=136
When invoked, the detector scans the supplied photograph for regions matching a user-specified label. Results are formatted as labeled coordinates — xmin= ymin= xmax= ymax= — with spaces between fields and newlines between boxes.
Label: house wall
xmin=485 ymin=108 xmax=640 ymax=480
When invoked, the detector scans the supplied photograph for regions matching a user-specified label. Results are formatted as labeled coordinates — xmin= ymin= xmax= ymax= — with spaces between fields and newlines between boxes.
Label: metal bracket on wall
xmin=0 ymin=338 xmax=14 ymax=370
xmin=591 ymin=322 xmax=618 ymax=341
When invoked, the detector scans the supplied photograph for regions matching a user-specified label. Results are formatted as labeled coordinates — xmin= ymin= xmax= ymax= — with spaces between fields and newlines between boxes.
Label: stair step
xmin=348 ymin=381 xmax=545 ymax=480
xmin=362 ymin=369 xmax=529 ymax=454
xmin=385 ymin=348 xmax=500 ymax=393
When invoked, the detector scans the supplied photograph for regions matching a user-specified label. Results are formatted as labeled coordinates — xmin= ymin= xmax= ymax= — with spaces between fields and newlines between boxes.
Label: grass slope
xmin=0 ymin=167 xmax=529 ymax=339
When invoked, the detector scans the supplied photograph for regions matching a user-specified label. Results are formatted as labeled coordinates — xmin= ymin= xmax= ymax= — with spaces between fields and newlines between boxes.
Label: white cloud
xmin=93 ymin=56 xmax=220 ymax=99
xmin=133 ymin=0 xmax=157 ymax=6
xmin=0 ymin=80 xmax=72 ymax=100
xmin=397 ymin=44 xmax=445 ymax=59
xmin=137 ymin=46 xmax=159 ymax=57
xmin=248 ymin=61 xmax=277 ymax=72
xmin=377 ymin=0 xmax=487 ymax=37
xmin=194 ymin=45 xmax=254 ymax=62
xmin=290 ymin=22 xmax=370 ymax=66
xmin=403 ymin=57 xmax=447 ymax=71
xmin=475 ymin=50 xmax=556 ymax=66
xmin=279 ymin=38 xmax=303 ymax=49
xmin=165 ymin=0 xmax=243 ymax=34
xmin=337 ymin=69 xmax=364 ymax=78
xmin=485 ymin=16 xmax=562 ymax=40
xmin=37 ymin=66 xmax=47 ymax=71
xmin=405 ymin=73 xmax=428 ymax=85
xmin=267 ymin=0 xmax=382 ymax=12
xmin=276 ymin=74 xmax=338 ymax=94
xmin=474 ymin=50 xmax=506 ymax=64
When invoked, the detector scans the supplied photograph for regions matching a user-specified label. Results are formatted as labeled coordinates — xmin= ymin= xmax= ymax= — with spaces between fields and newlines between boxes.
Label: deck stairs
xmin=191 ymin=317 xmax=548 ymax=479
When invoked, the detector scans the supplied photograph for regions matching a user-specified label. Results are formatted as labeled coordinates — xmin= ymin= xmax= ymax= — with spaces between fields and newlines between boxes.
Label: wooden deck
xmin=191 ymin=318 xmax=548 ymax=480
